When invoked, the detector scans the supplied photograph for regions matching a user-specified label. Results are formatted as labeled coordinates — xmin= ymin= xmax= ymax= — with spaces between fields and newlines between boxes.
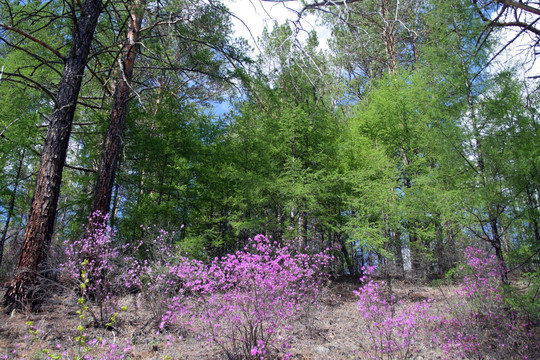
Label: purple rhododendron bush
xmin=433 ymin=247 xmax=538 ymax=360
xmin=1 ymin=217 xmax=538 ymax=359
xmin=161 ymin=235 xmax=332 ymax=359
xmin=354 ymin=248 xmax=539 ymax=360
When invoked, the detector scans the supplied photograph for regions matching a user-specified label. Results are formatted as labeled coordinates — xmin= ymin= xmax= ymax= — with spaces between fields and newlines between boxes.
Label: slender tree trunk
xmin=490 ymin=216 xmax=509 ymax=284
xmin=0 ymin=150 xmax=25 ymax=269
xmin=4 ymin=0 xmax=103 ymax=312
xmin=379 ymin=0 xmax=397 ymax=74
xmin=275 ymin=206 xmax=283 ymax=244
xmin=264 ymin=206 xmax=269 ymax=238
xmin=338 ymin=233 xmax=353 ymax=275
xmin=400 ymin=149 xmax=423 ymax=278
xmin=435 ymin=222 xmax=446 ymax=277
xmin=109 ymin=159 xmax=122 ymax=228
xmin=91 ymin=0 xmax=144 ymax=216
xmin=526 ymin=187 xmax=540 ymax=246
xmin=393 ymin=227 xmax=404 ymax=278
xmin=532 ymin=218 xmax=540 ymax=249
xmin=446 ymin=222 xmax=456 ymax=268
xmin=298 ymin=210 xmax=306 ymax=250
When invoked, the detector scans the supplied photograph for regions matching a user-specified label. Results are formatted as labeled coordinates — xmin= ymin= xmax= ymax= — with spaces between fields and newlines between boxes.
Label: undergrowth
xmin=1 ymin=216 xmax=538 ymax=359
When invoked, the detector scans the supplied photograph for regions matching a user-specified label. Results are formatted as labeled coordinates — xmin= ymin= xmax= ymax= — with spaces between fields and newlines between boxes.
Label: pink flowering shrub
xmin=435 ymin=246 xmax=538 ymax=359
xmin=60 ymin=217 xmax=196 ymax=330
xmin=126 ymin=228 xmax=190 ymax=327
xmin=158 ymin=254 xmax=211 ymax=329
xmin=458 ymin=247 xmax=506 ymax=312
xmin=162 ymin=235 xmax=332 ymax=359
xmin=354 ymin=266 xmax=434 ymax=360
xmin=60 ymin=211 xmax=127 ymax=327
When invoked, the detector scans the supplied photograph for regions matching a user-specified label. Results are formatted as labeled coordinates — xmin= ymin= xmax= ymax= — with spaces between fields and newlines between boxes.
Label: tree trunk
xmin=3 ymin=0 xmax=103 ymax=312
xmin=338 ymin=233 xmax=354 ymax=275
xmin=0 ymin=150 xmax=25 ymax=269
xmin=380 ymin=0 xmax=397 ymax=74
xmin=490 ymin=216 xmax=509 ymax=284
xmin=297 ymin=210 xmax=306 ymax=250
xmin=109 ymin=159 xmax=122 ymax=228
xmin=91 ymin=0 xmax=144 ymax=216
xmin=526 ymin=187 xmax=540 ymax=247
xmin=392 ymin=227 xmax=404 ymax=278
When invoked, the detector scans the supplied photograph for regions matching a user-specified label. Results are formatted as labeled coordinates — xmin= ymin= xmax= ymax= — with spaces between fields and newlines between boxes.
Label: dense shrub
xmin=162 ymin=234 xmax=332 ymax=359
xmin=354 ymin=266 xmax=434 ymax=360
xmin=435 ymin=247 xmax=538 ymax=359
xmin=60 ymin=212 xmax=127 ymax=327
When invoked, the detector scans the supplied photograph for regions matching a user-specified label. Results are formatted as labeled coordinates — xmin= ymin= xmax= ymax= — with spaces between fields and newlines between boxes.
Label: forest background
xmin=0 ymin=0 xmax=539 ymax=310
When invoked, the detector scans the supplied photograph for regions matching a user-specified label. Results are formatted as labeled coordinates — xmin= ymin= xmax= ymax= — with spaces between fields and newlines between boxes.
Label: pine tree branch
xmin=0 ymin=23 xmax=65 ymax=61
xmin=140 ymin=17 xmax=190 ymax=33
xmin=0 ymin=36 xmax=64 ymax=77
xmin=496 ymin=0 xmax=540 ymax=17
xmin=0 ymin=71 xmax=57 ymax=101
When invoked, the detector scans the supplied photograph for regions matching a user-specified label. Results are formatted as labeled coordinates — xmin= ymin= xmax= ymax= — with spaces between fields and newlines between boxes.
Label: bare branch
xmin=496 ymin=0 xmax=540 ymax=17
xmin=75 ymin=100 xmax=106 ymax=110
xmin=64 ymin=164 xmax=97 ymax=173
xmin=1 ymin=71 xmax=57 ymax=101
xmin=0 ymin=23 xmax=66 ymax=61
xmin=0 ymin=36 xmax=64 ymax=77
xmin=0 ymin=117 xmax=22 ymax=139
xmin=491 ymin=19 xmax=540 ymax=36
xmin=140 ymin=16 xmax=190 ymax=33
xmin=75 ymin=0 xmax=85 ymax=15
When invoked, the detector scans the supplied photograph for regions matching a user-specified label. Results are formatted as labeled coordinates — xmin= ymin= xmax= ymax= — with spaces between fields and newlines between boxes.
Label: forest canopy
xmin=0 ymin=0 xmax=539 ymax=309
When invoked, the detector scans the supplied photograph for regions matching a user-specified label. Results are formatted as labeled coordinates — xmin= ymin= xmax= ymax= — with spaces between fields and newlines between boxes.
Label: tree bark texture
xmin=91 ymin=0 xmax=144 ymax=216
xmin=4 ymin=0 xmax=103 ymax=312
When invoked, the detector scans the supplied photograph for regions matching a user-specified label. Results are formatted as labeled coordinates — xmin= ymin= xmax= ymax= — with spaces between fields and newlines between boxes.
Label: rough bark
xmin=91 ymin=0 xmax=144 ymax=216
xmin=3 ymin=0 xmax=103 ymax=312
xmin=380 ymin=0 xmax=397 ymax=74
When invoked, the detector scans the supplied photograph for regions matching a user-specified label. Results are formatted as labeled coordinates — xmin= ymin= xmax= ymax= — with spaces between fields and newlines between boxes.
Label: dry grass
xmin=0 ymin=278 xmax=537 ymax=359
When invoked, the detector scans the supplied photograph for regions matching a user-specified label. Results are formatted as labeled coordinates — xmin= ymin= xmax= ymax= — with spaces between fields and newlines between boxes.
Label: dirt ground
xmin=0 ymin=278 xmax=534 ymax=359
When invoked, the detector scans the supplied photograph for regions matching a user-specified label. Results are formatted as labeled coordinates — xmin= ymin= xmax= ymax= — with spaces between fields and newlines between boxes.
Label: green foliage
xmin=504 ymin=269 xmax=540 ymax=321
xmin=0 ymin=0 xmax=539 ymax=280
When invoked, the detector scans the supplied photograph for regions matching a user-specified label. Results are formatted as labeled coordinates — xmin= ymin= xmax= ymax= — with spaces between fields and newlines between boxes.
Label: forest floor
xmin=0 ymin=277 xmax=448 ymax=360
xmin=0 ymin=277 xmax=534 ymax=359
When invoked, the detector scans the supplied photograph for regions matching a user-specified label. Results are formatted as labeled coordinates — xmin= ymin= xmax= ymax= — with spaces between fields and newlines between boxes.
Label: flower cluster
xmin=60 ymin=212 xmax=124 ymax=326
xmin=354 ymin=266 xmax=434 ymax=360
xmin=162 ymin=235 xmax=332 ymax=359
xmin=435 ymin=246 xmax=537 ymax=359
xmin=123 ymin=228 xmax=187 ymax=326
